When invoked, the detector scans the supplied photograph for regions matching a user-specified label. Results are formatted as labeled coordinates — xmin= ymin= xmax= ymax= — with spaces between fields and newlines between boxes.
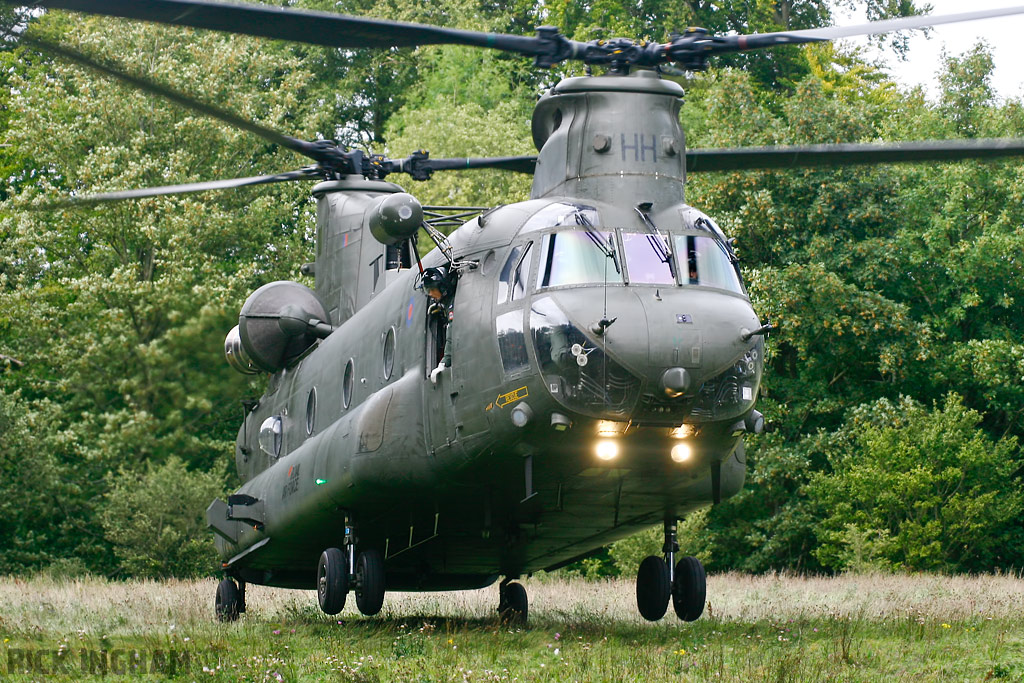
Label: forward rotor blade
xmin=20 ymin=33 xmax=335 ymax=164
xmin=26 ymin=0 xmax=575 ymax=58
xmin=30 ymin=167 xmax=322 ymax=208
xmin=685 ymin=139 xmax=1024 ymax=173
xmin=416 ymin=156 xmax=538 ymax=175
xmin=707 ymin=7 xmax=1024 ymax=54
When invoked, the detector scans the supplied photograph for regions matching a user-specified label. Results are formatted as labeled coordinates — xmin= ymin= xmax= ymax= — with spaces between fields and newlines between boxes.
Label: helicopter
xmin=10 ymin=0 xmax=1024 ymax=625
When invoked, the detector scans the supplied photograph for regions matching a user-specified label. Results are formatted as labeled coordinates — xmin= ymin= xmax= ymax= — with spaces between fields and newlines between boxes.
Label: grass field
xmin=1 ymin=572 xmax=1022 ymax=681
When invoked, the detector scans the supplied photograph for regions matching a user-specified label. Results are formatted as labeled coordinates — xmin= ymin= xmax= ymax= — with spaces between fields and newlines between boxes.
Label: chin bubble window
xmin=530 ymin=297 xmax=639 ymax=417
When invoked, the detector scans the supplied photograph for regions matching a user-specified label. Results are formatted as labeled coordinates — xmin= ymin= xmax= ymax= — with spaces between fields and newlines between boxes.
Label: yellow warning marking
xmin=496 ymin=386 xmax=528 ymax=408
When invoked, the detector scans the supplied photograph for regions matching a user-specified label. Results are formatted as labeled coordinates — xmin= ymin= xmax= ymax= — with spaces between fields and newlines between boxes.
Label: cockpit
xmin=487 ymin=201 xmax=762 ymax=426
xmin=503 ymin=201 xmax=745 ymax=294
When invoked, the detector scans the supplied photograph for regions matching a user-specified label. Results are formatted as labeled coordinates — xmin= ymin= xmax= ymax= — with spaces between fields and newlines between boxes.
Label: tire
xmin=672 ymin=555 xmax=706 ymax=622
xmin=317 ymin=547 xmax=348 ymax=615
xmin=498 ymin=581 xmax=528 ymax=625
xmin=636 ymin=555 xmax=670 ymax=621
xmin=215 ymin=578 xmax=240 ymax=622
xmin=354 ymin=549 xmax=385 ymax=616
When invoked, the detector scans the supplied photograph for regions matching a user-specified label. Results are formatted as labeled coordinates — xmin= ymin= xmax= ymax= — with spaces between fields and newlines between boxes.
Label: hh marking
xmin=621 ymin=133 xmax=657 ymax=162
xmin=496 ymin=386 xmax=528 ymax=408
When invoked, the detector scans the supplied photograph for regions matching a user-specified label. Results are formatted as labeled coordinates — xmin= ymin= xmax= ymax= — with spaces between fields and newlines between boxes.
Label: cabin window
xmin=538 ymin=230 xmax=623 ymax=288
xmin=382 ymin=326 xmax=396 ymax=380
xmin=343 ymin=359 xmax=354 ymax=409
xmin=621 ymin=231 xmax=675 ymax=284
xmin=258 ymin=415 xmax=283 ymax=458
xmin=385 ymin=240 xmax=413 ymax=270
xmin=495 ymin=310 xmax=529 ymax=375
xmin=674 ymin=234 xmax=744 ymax=293
xmin=305 ymin=388 xmax=317 ymax=435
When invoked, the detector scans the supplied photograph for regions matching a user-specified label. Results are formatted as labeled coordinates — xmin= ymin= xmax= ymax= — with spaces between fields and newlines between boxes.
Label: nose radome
xmin=660 ymin=367 xmax=691 ymax=398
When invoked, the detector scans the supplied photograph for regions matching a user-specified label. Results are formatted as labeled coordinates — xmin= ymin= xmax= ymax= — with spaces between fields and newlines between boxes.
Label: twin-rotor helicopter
xmin=12 ymin=0 xmax=1024 ymax=624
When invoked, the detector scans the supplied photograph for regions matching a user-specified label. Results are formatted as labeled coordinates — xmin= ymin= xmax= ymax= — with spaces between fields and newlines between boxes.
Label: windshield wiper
xmin=576 ymin=212 xmax=621 ymax=274
xmin=695 ymin=216 xmax=739 ymax=264
xmin=634 ymin=203 xmax=676 ymax=278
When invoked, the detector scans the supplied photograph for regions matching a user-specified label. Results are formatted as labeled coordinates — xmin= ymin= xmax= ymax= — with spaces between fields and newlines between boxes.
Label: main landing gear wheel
xmin=354 ymin=549 xmax=386 ymax=616
xmin=215 ymin=577 xmax=241 ymax=622
xmin=672 ymin=556 xmax=706 ymax=622
xmin=498 ymin=580 xmax=528 ymax=625
xmin=317 ymin=547 xmax=348 ymax=615
xmin=636 ymin=555 xmax=670 ymax=621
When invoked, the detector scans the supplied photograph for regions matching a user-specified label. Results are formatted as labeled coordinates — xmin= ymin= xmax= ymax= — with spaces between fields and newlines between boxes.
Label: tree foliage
xmin=100 ymin=457 xmax=227 ymax=578
xmin=1 ymin=1 xmax=1022 ymax=579
xmin=808 ymin=395 xmax=1024 ymax=572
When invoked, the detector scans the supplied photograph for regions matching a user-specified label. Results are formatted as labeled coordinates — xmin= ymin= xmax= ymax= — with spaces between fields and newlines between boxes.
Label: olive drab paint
xmin=207 ymin=70 xmax=764 ymax=592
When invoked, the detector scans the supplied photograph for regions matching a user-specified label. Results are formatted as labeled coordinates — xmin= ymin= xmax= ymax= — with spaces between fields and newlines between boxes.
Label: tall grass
xmin=1 ymin=572 xmax=1022 ymax=681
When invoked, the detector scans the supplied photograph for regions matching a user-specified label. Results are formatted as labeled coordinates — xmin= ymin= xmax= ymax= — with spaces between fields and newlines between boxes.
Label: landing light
xmin=670 ymin=443 xmax=692 ymax=463
xmin=595 ymin=440 xmax=619 ymax=461
xmin=596 ymin=420 xmax=626 ymax=437
xmin=670 ymin=425 xmax=693 ymax=439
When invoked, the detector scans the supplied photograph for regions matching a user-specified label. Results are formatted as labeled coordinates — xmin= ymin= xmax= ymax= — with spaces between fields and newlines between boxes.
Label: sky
xmin=835 ymin=1 xmax=1024 ymax=100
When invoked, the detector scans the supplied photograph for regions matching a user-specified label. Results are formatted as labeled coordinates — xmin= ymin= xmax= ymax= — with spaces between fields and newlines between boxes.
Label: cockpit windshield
xmin=675 ymin=234 xmax=744 ymax=293
xmin=538 ymin=230 xmax=624 ymax=288
xmin=532 ymin=226 xmax=744 ymax=294
xmin=621 ymin=231 xmax=674 ymax=284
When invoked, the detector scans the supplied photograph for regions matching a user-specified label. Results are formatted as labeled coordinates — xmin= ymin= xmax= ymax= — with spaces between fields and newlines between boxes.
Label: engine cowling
xmin=224 ymin=281 xmax=332 ymax=374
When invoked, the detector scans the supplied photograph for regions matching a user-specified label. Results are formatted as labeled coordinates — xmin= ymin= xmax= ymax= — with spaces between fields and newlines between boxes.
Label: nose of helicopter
xmin=549 ymin=284 xmax=762 ymax=394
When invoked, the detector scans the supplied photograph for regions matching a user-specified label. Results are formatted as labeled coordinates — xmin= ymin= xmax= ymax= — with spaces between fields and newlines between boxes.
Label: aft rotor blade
xmin=706 ymin=7 xmax=1024 ymax=54
xmin=20 ymin=33 xmax=337 ymax=165
xmin=31 ymin=167 xmax=322 ymax=208
xmin=685 ymin=139 xmax=1024 ymax=173
xmin=27 ymin=0 xmax=576 ymax=58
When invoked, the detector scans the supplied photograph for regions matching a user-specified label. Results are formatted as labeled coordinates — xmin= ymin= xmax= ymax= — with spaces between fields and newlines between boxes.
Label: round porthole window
xmin=305 ymin=387 xmax=317 ymax=435
xmin=343 ymin=359 xmax=354 ymax=409
xmin=383 ymin=327 xmax=396 ymax=380
xmin=258 ymin=415 xmax=283 ymax=458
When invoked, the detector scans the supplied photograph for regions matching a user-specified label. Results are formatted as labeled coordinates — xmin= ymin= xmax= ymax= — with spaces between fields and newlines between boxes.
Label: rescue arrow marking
xmin=495 ymin=386 xmax=528 ymax=408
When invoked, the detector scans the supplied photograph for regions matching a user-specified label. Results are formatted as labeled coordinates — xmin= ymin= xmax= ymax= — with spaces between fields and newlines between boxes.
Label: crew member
xmin=422 ymin=267 xmax=455 ymax=384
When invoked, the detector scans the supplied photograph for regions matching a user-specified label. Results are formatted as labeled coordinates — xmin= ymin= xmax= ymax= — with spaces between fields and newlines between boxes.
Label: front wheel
xmin=317 ymin=547 xmax=348 ymax=615
xmin=672 ymin=556 xmax=706 ymax=622
xmin=354 ymin=550 xmax=385 ymax=616
xmin=636 ymin=555 xmax=670 ymax=621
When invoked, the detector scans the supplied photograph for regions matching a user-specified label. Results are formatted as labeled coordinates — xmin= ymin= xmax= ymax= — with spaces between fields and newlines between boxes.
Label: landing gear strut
xmin=635 ymin=519 xmax=706 ymax=622
xmin=497 ymin=578 xmax=528 ymax=625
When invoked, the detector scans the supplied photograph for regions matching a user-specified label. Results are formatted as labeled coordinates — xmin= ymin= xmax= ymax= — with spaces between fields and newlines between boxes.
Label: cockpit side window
xmin=539 ymin=230 xmax=624 ymax=288
xmin=509 ymin=242 xmax=533 ymax=302
xmin=496 ymin=244 xmax=524 ymax=304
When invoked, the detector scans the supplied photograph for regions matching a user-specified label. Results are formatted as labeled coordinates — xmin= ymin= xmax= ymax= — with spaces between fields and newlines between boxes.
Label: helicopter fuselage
xmin=208 ymin=71 xmax=765 ymax=592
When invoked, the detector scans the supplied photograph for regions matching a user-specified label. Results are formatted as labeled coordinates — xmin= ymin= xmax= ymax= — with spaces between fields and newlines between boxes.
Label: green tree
xmin=100 ymin=457 xmax=227 ymax=578
xmin=808 ymin=395 xmax=1024 ymax=572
